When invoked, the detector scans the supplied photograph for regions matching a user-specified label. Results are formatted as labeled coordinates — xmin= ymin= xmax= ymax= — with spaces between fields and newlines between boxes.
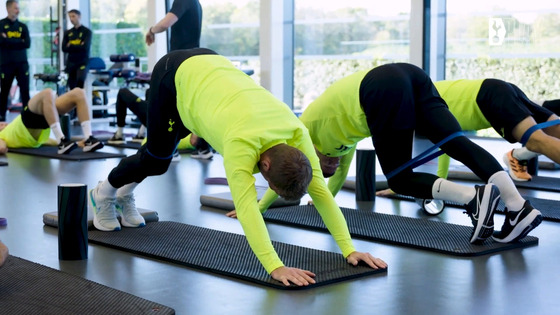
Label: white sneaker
xmin=116 ymin=194 xmax=146 ymax=228
xmin=89 ymin=186 xmax=121 ymax=231
xmin=171 ymin=151 xmax=181 ymax=162
xmin=191 ymin=149 xmax=213 ymax=160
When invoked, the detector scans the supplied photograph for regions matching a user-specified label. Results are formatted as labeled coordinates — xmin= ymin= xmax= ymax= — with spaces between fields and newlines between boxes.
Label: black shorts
xmin=359 ymin=63 xmax=447 ymax=142
xmin=477 ymin=79 xmax=554 ymax=143
xmin=21 ymin=105 xmax=49 ymax=129
xmin=146 ymin=48 xmax=217 ymax=158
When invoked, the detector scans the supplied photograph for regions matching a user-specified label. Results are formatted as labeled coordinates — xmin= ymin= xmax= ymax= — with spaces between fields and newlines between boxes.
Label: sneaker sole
xmin=502 ymin=154 xmax=531 ymax=182
xmin=470 ymin=185 xmax=499 ymax=244
xmin=492 ymin=210 xmax=543 ymax=243
xmin=115 ymin=206 xmax=146 ymax=228
xmin=107 ymin=140 xmax=126 ymax=145
xmin=191 ymin=153 xmax=213 ymax=160
xmin=58 ymin=143 xmax=77 ymax=154
xmin=89 ymin=189 xmax=121 ymax=232
xmin=83 ymin=142 xmax=104 ymax=152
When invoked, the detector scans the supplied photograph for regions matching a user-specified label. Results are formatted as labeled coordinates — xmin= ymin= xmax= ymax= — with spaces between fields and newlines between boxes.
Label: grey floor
xmin=1 ymin=123 xmax=559 ymax=315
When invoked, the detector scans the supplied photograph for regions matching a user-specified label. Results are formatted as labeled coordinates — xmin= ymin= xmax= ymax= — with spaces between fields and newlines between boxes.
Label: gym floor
xmin=0 ymin=123 xmax=559 ymax=315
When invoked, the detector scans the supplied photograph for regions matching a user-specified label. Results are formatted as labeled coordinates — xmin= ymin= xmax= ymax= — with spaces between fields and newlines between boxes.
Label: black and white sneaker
xmin=108 ymin=133 xmax=125 ymax=144
xmin=83 ymin=136 xmax=104 ymax=152
xmin=191 ymin=149 xmax=213 ymax=160
xmin=492 ymin=200 xmax=542 ymax=243
xmin=57 ymin=137 xmax=77 ymax=154
xmin=171 ymin=151 xmax=181 ymax=162
xmin=464 ymin=184 xmax=500 ymax=244
xmin=131 ymin=135 xmax=145 ymax=143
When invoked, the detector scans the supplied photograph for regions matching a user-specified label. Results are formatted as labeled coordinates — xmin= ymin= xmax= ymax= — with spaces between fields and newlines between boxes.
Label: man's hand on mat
xmin=347 ymin=251 xmax=387 ymax=269
xmin=271 ymin=266 xmax=316 ymax=286
xmin=226 ymin=210 xmax=237 ymax=218
xmin=376 ymin=188 xmax=395 ymax=197
xmin=0 ymin=241 xmax=9 ymax=267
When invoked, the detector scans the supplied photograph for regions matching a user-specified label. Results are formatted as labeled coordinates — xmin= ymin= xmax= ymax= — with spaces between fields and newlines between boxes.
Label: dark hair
xmin=68 ymin=9 xmax=81 ymax=16
xmin=266 ymin=144 xmax=312 ymax=201
xmin=6 ymin=1 xmax=17 ymax=8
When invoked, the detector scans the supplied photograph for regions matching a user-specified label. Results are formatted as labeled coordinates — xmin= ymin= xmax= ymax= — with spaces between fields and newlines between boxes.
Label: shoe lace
xmin=509 ymin=154 xmax=528 ymax=173
xmin=98 ymin=197 xmax=117 ymax=219
xmin=117 ymin=194 xmax=136 ymax=215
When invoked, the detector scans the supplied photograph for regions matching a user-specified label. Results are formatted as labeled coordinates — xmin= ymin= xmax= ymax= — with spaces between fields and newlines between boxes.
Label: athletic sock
xmin=488 ymin=171 xmax=525 ymax=211
xmin=115 ymin=127 xmax=124 ymax=138
xmin=512 ymin=147 xmax=539 ymax=161
xmin=81 ymin=120 xmax=92 ymax=138
xmin=137 ymin=125 xmax=146 ymax=138
xmin=431 ymin=178 xmax=476 ymax=205
xmin=50 ymin=122 xmax=65 ymax=142
xmin=97 ymin=179 xmax=118 ymax=198
xmin=117 ymin=182 xmax=138 ymax=197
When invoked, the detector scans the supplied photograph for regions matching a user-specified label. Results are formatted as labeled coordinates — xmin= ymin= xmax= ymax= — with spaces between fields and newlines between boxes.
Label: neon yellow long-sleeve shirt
xmin=298 ymin=70 xmax=371 ymax=198
xmin=175 ymin=54 xmax=355 ymax=274
xmin=0 ymin=116 xmax=50 ymax=148
xmin=434 ymin=79 xmax=490 ymax=179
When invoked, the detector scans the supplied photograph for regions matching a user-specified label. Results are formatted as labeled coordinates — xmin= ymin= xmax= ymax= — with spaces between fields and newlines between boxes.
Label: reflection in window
xmin=200 ymin=0 xmax=260 ymax=83
xmin=14 ymin=0 xmax=58 ymax=93
xmin=294 ymin=0 xmax=410 ymax=110
xmin=446 ymin=0 xmax=560 ymax=101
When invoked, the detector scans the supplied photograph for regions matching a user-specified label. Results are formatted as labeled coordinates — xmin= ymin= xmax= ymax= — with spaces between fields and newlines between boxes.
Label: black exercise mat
xmin=0 ymin=256 xmax=175 ymax=314
xmin=343 ymin=175 xmax=389 ymax=191
xmin=255 ymin=205 xmax=538 ymax=256
xmin=104 ymin=141 xmax=142 ymax=150
xmin=384 ymin=193 xmax=560 ymax=222
xmin=448 ymin=167 xmax=560 ymax=193
xmin=8 ymin=146 xmax=126 ymax=161
xmin=200 ymin=186 xmax=300 ymax=210
xmin=0 ymin=161 xmax=7 ymax=166
xmin=104 ymin=141 xmax=195 ymax=155
xmin=88 ymin=221 xmax=386 ymax=289
xmin=43 ymin=208 xmax=160 ymax=228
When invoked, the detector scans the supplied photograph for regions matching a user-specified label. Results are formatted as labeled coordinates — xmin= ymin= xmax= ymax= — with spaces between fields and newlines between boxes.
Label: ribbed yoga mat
xmin=384 ymin=193 xmax=560 ymax=222
xmin=9 ymin=146 xmax=125 ymax=161
xmin=448 ymin=168 xmax=560 ymax=193
xmin=0 ymin=256 xmax=175 ymax=314
xmin=199 ymin=187 xmax=300 ymax=210
xmin=253 ymin=205 xmax=538 ymax=256
xmin=88 ymin=221 xmax=386 ymax=289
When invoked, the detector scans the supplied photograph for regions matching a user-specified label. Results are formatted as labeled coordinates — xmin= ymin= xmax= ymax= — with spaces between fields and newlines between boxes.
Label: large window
xmin=200 ymin=0 xmax=260 ymax=82
xmin=446 ymin=0 xmax=560 ymax=101
xmin=293 ymin=0 xmax=411 ymax=111
xmin=90 ymin=0 xmax=147 ymax=68
xmin=17 ymin=0 xmax=59 ymax=92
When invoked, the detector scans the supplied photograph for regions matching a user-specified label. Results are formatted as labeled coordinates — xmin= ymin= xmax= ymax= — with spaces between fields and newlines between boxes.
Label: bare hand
xmin=376 ymin=188 xmax=395 ymax=197
xmin=226 ymin=210 xmax=237 ymax=218
xmin=145 ymin=32 xmax=155 ymax=46
xmin=0 ymin=241 xmax=9 ymax=267
xmin=346 ymin=251 xmax=387 ymax=269
xmin=271 ymin=266 xmax=316 ymax=286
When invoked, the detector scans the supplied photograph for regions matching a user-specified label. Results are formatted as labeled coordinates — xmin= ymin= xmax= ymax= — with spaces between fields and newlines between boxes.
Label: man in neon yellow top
xmin=0 ymin=87 xmax=103 ymax=154
xmin=89 ymin=48 xmax=386 ymax=286
xmin=433 ymin=79 xmax=560 ymax=182
xmin=286 ymin=64 xmax=541 ymax=245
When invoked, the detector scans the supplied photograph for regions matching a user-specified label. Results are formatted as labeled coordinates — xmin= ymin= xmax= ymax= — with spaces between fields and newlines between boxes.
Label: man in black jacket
xmin=0 ymin=0 xmax=30 ymax=121
xmin=62 ymin=9 xmax=92 ymax=90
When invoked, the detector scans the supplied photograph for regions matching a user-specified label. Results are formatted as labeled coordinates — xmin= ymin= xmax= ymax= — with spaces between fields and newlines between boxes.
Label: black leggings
xmin=66 ymin=63 xmax=88 ymax=89
xmin=0 ymin=62 xmax=30 ymax=114
xmin=360 ymin=64 xmax=503 ymax=198
xmin=108 ymin=48 xmax=216 ymax=187
xmin=115 ymin=88 xmax=148 ymax=127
